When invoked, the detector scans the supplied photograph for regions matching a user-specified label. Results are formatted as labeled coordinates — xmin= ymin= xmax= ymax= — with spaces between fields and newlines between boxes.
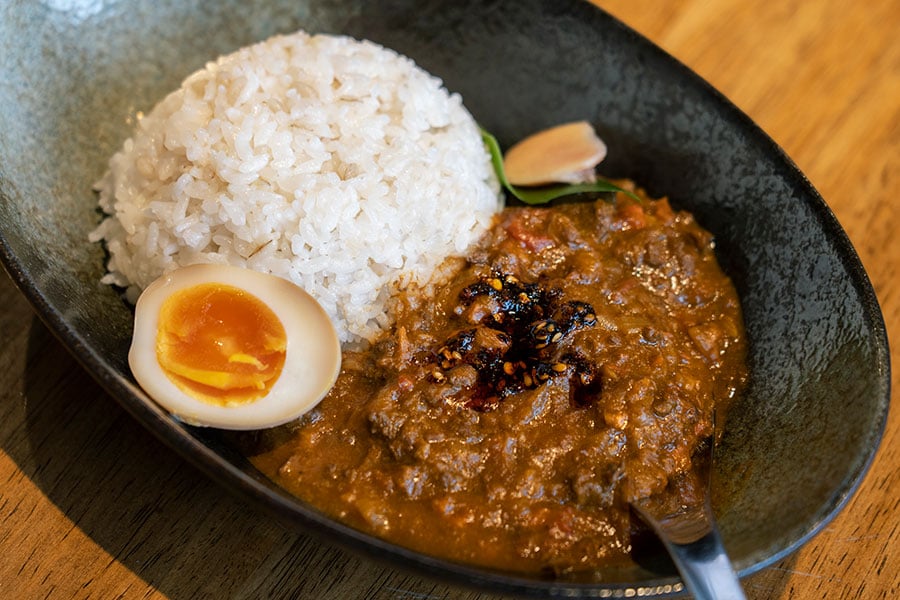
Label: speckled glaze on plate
xmin=0 ymin=0 xmax=890 ymax=597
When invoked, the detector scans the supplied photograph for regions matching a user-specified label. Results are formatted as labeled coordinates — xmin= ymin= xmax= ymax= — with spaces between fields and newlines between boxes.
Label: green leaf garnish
xmin=480 ymin=127 xmax=638 ymax=205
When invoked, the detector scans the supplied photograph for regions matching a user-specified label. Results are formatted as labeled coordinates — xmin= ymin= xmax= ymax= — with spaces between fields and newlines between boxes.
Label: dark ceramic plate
xmin=0 ymin=0 xmax=890 ymax=597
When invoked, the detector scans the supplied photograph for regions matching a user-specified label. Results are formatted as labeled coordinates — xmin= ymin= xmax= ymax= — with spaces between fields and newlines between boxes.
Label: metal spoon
xmin=632 ymin=440 xmax=746 ymax=599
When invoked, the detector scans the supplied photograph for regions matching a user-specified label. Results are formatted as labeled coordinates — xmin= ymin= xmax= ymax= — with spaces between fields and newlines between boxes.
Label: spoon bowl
xmin=633 ymin=437 xmax=746 ymax=599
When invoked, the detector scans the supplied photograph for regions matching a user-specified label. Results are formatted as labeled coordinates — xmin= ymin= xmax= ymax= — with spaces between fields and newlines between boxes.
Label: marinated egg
xmin=128 ymin=264 xmax=341 ymax=429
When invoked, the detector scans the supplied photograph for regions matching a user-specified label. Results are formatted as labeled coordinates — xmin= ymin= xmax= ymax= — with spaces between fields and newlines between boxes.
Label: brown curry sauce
xmin=248 ymin=186 xmax=747 ymax=576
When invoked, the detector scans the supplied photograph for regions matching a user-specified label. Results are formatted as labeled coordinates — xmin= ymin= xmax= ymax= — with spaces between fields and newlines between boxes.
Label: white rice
xmin=90 ymin=31 xmax=502 ymax=345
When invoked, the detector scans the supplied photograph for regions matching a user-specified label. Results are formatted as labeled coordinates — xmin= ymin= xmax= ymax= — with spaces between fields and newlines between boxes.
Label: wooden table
xmin=2 ymin=1 xmax=897 ymax=598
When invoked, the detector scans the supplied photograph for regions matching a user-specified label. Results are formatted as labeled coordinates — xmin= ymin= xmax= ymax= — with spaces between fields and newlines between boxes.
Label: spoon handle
xmin=663 ymin=527 xmax=746 ymax=600
xmin=634 ymin=501 xmax=746 ymax=600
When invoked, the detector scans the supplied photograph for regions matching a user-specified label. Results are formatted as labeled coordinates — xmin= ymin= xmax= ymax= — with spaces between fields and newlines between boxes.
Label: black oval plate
xmin=0 ymin=0 xmax=890 ymax=597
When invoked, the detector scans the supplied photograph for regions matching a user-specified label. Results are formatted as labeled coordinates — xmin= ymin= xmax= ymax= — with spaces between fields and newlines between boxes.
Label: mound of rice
xmin=91 ymin=31 xmax=501 ymax=345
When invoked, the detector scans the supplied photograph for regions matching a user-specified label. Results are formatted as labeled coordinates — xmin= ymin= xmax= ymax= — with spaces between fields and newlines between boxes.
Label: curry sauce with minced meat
xmin=248 ymin=186 xmax=747 ymax=575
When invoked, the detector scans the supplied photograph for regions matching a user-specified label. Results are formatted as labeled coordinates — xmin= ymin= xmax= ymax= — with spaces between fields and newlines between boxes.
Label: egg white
xmin=128 ymin=263 xmax=341 ymax=430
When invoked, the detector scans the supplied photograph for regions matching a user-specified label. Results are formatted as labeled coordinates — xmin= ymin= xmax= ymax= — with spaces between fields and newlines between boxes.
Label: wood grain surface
xmin=2 ymin=0 xmax=897 ymax=598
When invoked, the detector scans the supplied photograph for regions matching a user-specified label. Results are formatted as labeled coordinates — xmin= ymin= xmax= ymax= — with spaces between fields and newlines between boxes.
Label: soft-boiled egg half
xmin=129 ymin=264 xmax=341 ymax=430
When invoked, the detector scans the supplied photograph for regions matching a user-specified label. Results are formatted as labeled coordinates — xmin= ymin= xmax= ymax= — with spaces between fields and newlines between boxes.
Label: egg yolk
xmin=156 ymin=283 xmax=287 ymax=406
